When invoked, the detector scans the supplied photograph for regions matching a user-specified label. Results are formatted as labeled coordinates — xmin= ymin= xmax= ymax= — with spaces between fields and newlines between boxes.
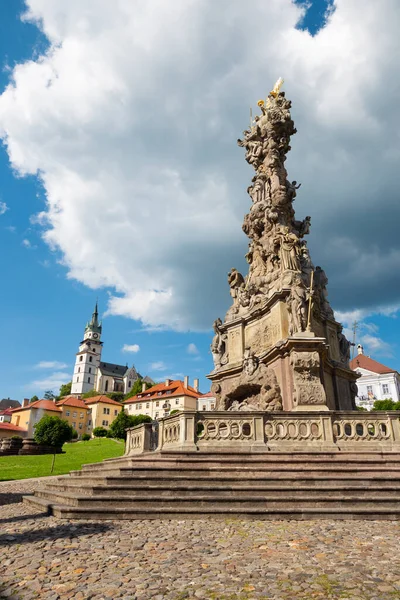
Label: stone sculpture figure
xmin=287 ymin=285 xmax=307 ymax=335
xmin=314 ymin=266 xmax=334 ymax=319
xmin=337 ymin=326 xmax=351 ymax=364
xmin=211 ymin=318 xmax=228 ymax=369
xmin=273 ymin=226 xmax=301 ymax=272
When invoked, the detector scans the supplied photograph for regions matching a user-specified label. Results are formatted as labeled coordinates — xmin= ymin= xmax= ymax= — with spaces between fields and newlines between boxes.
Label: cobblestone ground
xmin=1 ymin=479 xmax=400 ymax=600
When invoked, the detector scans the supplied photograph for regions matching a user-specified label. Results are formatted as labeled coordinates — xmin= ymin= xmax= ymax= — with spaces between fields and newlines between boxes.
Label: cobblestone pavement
xmin=1 ymin=478 xmax=400 ymax=600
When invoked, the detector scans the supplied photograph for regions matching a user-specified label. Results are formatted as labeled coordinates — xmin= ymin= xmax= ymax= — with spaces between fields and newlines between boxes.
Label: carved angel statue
xmin=270 ymin=77 xmax=284 ymax=98
xmin=211 ymin=318 xmax=228 ymax=369
xmin=227 ymin=268 xmax=245 ymax=301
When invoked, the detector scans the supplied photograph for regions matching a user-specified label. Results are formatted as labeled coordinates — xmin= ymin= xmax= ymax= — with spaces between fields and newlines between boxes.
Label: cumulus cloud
xmin=359 ymin=333 xmax=393 ymax=357
xmin=149 ymin=361 xmax=167 ymax=372
xmin=1 ymin=0 xmax=400 ymax=330
xmin=187 ymin=343 xmax=199 ymax=355
xmin=122 ymin=343 xmax=140 ymax=353
xmin=34 ymin=360 xmax=68 ymax=369
xmin=28 ymin=371 xmax=70 ymax=392
xmin=22 ymin=238 xmax=36 ymax=249
xmin=0 ymin=201 xmax=8 ymax=215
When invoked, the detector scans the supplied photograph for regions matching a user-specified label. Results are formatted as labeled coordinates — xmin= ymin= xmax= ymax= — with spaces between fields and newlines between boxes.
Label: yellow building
xmin=84 ymin=395 xmax=123 ymax=434
xmin=10 ymin=399 xmax=62 ymax=438
xmin=56 ymin=396 xmax=90 ymax=439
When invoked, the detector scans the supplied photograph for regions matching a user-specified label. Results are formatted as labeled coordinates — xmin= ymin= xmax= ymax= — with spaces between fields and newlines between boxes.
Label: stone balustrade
xmin=125 ymin=411 xmax=400 ymax=455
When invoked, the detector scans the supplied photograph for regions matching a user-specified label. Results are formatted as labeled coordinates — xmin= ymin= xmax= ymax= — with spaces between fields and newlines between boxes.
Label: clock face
xmin=93 ymin=333 xmax=99 ymax=339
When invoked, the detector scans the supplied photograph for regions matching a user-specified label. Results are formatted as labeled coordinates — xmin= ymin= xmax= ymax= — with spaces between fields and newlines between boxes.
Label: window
xmin=80 ymin=355 xmax=83 ymax=362
xmin=78 ymin=367 xmax=80 ymax=373
xmin=158 ymin=392 xmax=162 ymax=396
xmin=210 ymin=404 xmax=215 ymax=410
xmin=105 ymin=380 xmax=109 ymax=392
xmin=89 ymin=367 xmax=92 ymax=374
xmin=202 ymin=405 xmax=206 ymax=411
xmin=72 ymin=422 xmax=76 ymax=428
xmin=103 ymin=407 xmax=110 ymax=415
xmin=138 ymin=395 xmax=142 ymax=399
xmin=78 ymin=423 xmax=83 ymax=429
xmin=66 ymin=410 xmax=70 ymax=417
xmin=128 ymin=381 xmax=131 ymax=388
xmin=89 ymin=356 xmax=92 ymax=363
xmin=383 ymin=384 xmax=389 ymax=394
xmin=102 ymin=420 xmax=109 ymax=426
xmin=88 ymin=420 xmax=92 ymax=426
xmin=155 ymin=412 xmax=159 ymax=418
xmin=166 ymin=390 xmax=172 ymax=395
xmin=175 ymin=400 xmax=180 ymax=405
xmin=77 ymin=376 xmax=79 ymax=382
xmin=80 ymin=413 xmax=84 ymax=419
xmin=146 ymin=403 xmax=150 ymax=408
xmin=88 ymin=377 xmax=91 ymax=384
xmin=156 ymin=401 xmax=159 ymax=407
xmin=138 ymin=404 xmax=142 ymax=409
xmin=114 ymin=409 xmax=118 ymax=415
xmin=367 ymin=386 xmax=373 ymax=394
xmin=73 ymin=412 xmax=77 ymax=418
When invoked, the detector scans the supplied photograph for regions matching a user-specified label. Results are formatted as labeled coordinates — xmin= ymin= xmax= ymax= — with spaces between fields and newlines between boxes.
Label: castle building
xmin=71 ymin=303 xmax=140 ymax=397
xmin=350 ymin=344 xmax=400 ymax=410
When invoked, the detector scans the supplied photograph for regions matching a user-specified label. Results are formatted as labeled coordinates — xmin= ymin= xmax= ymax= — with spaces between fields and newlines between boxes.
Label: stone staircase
xmin=23 ymin=451 xmax=400 ymax=520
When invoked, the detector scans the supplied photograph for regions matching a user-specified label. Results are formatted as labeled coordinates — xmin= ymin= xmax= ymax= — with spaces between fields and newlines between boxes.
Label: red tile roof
xmin=198 ymin=392 xmax=215 ymax=398
xmin=84 ymin=395 xmax=123 ymax=407
xmin=0 ymin=422 xmax=27 ymax=432
xmin=0 ymin=408 xmax=13 ymax=416
xmin=350 ymin=354 xmax=396 ymax=375
xmin=10 ymin=399 xmax=62 ymax=413
xmin=124 ymin=380 xmax=202 ymax=405
xmin=57 ymin=396 xmax=89 ymax=409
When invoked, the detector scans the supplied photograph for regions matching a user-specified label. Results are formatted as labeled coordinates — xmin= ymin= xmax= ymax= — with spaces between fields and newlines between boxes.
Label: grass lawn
xmin=0 ymin=438 xmax=125 ymax=481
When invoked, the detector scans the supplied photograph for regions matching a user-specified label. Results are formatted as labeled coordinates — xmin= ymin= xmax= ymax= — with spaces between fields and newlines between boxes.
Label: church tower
xmin=71 ymin=302 xmax=103 ymax=396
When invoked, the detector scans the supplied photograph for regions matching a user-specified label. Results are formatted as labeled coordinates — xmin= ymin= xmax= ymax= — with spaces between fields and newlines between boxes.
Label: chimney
xmin=193 ymin=378 xmax=199 ymax=392
xmin=357 ymin=344 xmax=364 ymax=355
xmin=184 ymin=375 xmax=189 ymax=389
xmin=165 ymin=378 xmax=171 ymax=387
xmin=23 ymin=398 xmax=29 ymax=407
xmin=142 ymin=382 xmax=146 ymax=392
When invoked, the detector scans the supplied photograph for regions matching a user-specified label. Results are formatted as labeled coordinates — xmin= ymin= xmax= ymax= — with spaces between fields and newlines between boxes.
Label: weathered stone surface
xmin=2 ymin=477 xmax=400 ymax=599
xmin=208 ymin=80 xmax=358 ymax=412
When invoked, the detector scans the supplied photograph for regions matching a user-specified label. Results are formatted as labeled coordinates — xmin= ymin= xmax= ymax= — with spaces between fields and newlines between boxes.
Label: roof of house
xmin=84 ymin=395 xmax=123 ymax=407
xmin=0 ymin=399 xmax=21 ymax=410
xmin=99 ymin=362 xmax=129 ymax=378
xmin=350 ymin=354 xmax=396 ymax=375
xmin=124 ymin=380 xmax=202 ymax=405
xmin=10 ymin=399 xmax=62 ymax=413
xmin=0 ymin=408 xmax=13 ymax=416
xmin=198 ymin=392 xmax=215 ymax=398
xmin=56 ymin=396 xmax=89 ymax=409
xmin=0 ymin=422 xmax=27 ymax=432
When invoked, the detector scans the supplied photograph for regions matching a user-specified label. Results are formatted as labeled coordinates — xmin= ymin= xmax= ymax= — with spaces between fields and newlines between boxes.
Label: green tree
xmin=108 ymin=410 xmax=151 ymax=440
xmin=93 ymin=426 xmax=108 ymax=437
xmin=106 ymin=392 xmax=125 ymax=402
xmin=44 ymin=390 xmax=56 ymax=400
xmin=30 ymin=395 xmax=39 ymax=404
xmin=59 ymin=381 xmax=72 ymax=398
xmin=372 ymin=399 xmax=400 ymax=411
xmin=169 ymin=409 xmax=180 ymax=416
xmin=33 ymin=415 xmax=74 ymax=473
xmin=82 ymin=389 xmax=99 ymax=399
xmin=82 ymin=433 xmax=91 ymax=441
xmin=124 ymin=379 xmax=153 ymax=400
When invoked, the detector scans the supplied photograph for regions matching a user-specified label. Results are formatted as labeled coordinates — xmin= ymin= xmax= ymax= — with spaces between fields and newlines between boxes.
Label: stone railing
xmin=125 ymin=411 xmax=400 ymax=454
xmin=125 ymin=422 xmax=153 ymax=455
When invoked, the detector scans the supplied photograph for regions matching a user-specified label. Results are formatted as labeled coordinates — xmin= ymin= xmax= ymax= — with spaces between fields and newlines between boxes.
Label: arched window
xmin=80 ymin=356 xmax=83 ymax=362
xmin=105 ymin=380 xmax=109 ymax=392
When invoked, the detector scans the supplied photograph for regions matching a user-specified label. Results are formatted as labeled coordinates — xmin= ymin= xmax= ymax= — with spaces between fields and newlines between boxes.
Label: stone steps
xmin=23 ymin=450 xmax=400 ymax=520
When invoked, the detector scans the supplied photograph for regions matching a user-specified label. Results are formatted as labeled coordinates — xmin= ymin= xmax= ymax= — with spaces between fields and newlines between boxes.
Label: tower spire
xmin=85 ymin=300 xmax=102 ymax=335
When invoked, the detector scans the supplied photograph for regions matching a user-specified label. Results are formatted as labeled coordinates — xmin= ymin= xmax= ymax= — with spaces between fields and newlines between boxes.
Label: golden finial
xmin=270 ymin=77 xmax=284 ymax=98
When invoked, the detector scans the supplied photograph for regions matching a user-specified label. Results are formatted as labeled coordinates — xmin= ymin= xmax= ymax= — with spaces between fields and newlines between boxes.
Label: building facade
xmin=10 ymin=399 xmax=62 ymax=437
xmin=350 ymin=345 xmax=400 ymax=410
xmin=71 ymin=303 xmax=142 ymax=397
xmin=124 ymin=378 xmax=202 ymax=420
xmin=197 ymin=392 xmax=216 ymax=411
xmin=84 ymin=395 xmax=123 ymax=433
xmin=56 ymin=396 xmax=90 ymax=439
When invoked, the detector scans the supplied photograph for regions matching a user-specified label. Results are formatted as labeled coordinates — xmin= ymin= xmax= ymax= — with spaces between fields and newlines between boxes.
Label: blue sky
xmin=0 ymin=0 xmax=399 ymax=400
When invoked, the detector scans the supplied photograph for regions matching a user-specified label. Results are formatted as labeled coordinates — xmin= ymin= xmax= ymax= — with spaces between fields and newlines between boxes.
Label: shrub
xmin=72 ymin=429 xmax=78 ymax=440
xmin=108 ymin=410 xmax=152 ymax=440
xmin=106 ymin=392 xmax=125 ymax=402
xmin=82 ymin=389 xmax=99 ymax=399
xmin=11 ymin=435 xmax=23 ymax=440
xmin=169 ymin=409 xmax=180 ymax=416
xmin=81 ymin=433 xmax=91 ymax=441
xmin=33 ymin=416 xmax=74 ymax=448
xmin=372 ymin=399 xmax=400 ymax=411
xmin=93 ymin=426 xmax=108 ymax=438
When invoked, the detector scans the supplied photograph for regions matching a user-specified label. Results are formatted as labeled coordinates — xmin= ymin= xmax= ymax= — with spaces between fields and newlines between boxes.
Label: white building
xmin=350 ymin=344 xmax=400 ymax=410
xmin=197 ymin=392 xmax=216 ymax=411
xmin=71 ymin=303 xmax=142 ymax=397
xmin=124 ymin=377 xmax=202 ymax=420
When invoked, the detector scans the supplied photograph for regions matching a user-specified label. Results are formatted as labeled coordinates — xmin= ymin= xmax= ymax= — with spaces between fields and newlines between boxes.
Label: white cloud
xmin=27 ymin=371 xmax=70 ymax=393
xmin=122 ymin=343 xmax=140 ymax=353
xmin=359 ymin=334 xmax=393 ymax=358
xmin=149 ymin=361 xmax=167 ymax=372
xmin=22 ymin=238 xmax=36 ymax=249
xmin=0 ymin=201 xmax=8 ymax=215
xmin=187 ymin=343 xmax=199 ymax=355
xmin=1 ymin=1 xmax=400 ymax=329
xmin=34 ymin=360 xmax=68 ymax=369
xmin=6 ymin=225 xmax=16 ymax=233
